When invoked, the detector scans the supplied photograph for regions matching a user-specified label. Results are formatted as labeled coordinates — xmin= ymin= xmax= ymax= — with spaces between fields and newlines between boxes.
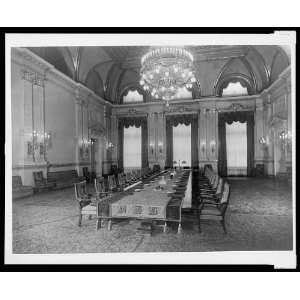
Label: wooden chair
xmin=74 ymin=181 xmax=97 ymax=227
xmin=94 ymin=177 xmax=110 ymax=198
xmin=117 ymin=173 xmax=127 ymax=190
xmin=33 ymin=171 xmax=56 ymax=192
xmin=197 ymin=178 xmax=224 ymax=204
xmin=108 ymin=174 xmax=119 ymax=192
xmin=198 ymin=182 xmax=230 ymax=234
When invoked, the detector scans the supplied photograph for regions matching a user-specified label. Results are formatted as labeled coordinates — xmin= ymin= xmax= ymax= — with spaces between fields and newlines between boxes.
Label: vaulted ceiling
xmin=27 ymin=45 xmax=290 ymax=103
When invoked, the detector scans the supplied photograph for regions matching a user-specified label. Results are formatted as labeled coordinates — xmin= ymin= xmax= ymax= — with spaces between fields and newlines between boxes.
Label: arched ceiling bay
xmin=25 ymin=45 xmax=290 ymax=103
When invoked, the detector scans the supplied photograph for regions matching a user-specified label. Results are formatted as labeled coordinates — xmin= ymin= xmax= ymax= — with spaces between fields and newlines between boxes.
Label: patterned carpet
xmin=12 ymin=177 xmax=293 ymax=253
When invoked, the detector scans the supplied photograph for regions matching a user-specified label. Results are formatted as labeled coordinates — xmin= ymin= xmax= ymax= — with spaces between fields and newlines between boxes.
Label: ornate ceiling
xmin=26 ymin=45 xmax=290 ymax=103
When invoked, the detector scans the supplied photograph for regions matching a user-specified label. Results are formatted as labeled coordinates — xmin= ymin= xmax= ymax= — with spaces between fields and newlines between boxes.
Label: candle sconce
xmin=279 ymin=130 xmax=292 ymax=152
xmin=27 ymin=130 xmax=52 ymax=157
xmin=158 ymin=141 xmax=163 ymax=154
xmin=105 ymin=141 xmax=114 ymax=151
xmin=259 ymin=136 xmax=267 ymax=145
xmin=149 ymin=142 xmax=155 ymax=155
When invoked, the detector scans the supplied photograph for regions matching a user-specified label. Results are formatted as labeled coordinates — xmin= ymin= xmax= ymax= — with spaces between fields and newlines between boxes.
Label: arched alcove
xmin=120 ymin=85 xmax=147 ymax=104
xmin=215 ymin=73 xmax=255 ymax=97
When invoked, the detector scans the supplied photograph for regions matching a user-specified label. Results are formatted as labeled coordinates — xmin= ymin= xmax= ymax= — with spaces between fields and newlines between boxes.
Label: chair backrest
xmin=216 ymin=178 xmax=224 ymax=194
xmin=126 ymin=172 xmax=133 ymax=181
xmin=12 ymin=175 xmax=23 ymax=188
xmin=82 ymin=167 xmax=88 ymax=176
xmin=212 ymin=175 xmax=219 ymax=189
xmin=218 ymin=182 xmax=230 ymax=215
xmin=74 ymin=180 xmax=87 ymax=201
xmin=94 ymin=177 xmax=105 ymax=194
xmin=33 ymin=171 xmax=44 ymax=182
xmin=108 ymin=175 xmax=117 ymax=190
xmin=220 ymin=182 xmax=230 ymax=204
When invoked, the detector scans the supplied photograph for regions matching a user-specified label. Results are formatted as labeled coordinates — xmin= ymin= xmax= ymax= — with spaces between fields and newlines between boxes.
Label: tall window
xmin=173 ymin=124 xmax=191 ymax=167
xmin=226 ymin=121 xmax=247 ymax=175
xmin=123 ymin=126 xmax=141 ymax=169
xmin=174 ymin=87 xmax=192 ymax=99
xmin=123 ymin=90 xmax=144 ymax=103
xmin=222 ymin=82 xmax=248 ymax=96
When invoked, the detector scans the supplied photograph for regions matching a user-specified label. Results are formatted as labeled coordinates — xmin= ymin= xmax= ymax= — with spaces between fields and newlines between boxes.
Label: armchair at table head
xmin=94 ymin=177 xmax=109 ymax=198
xmin=74 ymin=180 xmax=97 ymax=227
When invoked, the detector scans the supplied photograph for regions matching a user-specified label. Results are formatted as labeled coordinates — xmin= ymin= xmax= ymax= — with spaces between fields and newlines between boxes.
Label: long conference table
xmin=97 ymin=169 xmax=192 ymax=234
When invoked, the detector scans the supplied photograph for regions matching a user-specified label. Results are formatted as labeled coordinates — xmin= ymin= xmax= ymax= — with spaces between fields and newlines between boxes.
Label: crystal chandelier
xmin=139 ymin=47 xmax=196 ymax=105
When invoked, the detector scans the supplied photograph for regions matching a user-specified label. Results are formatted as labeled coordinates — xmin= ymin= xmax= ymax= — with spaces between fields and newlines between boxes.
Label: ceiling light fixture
xmin=140 ymin=47 xmax=196 ymax=106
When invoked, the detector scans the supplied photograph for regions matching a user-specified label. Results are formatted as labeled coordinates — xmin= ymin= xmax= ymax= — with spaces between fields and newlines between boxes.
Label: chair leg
xmin=221 ymin=219 xmax=227 ymax=234
xmin=177 ymin=223 xmax=182 ymax=234
xmin=163 ymin=222 xmax=167 ymax=233
xmin=96 ymin=218 xmax=101 ymax=230
xmin=78 ymin=213 xmax=82 ymax=227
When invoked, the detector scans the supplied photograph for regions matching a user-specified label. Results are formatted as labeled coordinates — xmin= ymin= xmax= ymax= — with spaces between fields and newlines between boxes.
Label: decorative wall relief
xmin=164 ymin=105 xmax=195 ymax=113
xmin=221 ymin=102 xmax=253 ymax=112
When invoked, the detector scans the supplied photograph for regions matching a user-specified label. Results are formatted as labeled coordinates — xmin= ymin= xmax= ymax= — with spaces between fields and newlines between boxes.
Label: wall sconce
xmin=158 ymin=141 xmax=163 ymax=153
xmin=149 ymin=142 xmax=155 ymax=154
xmin=44 ymin=131 xmax=52 ymax=150
xmin=259 ymin=136 xmax=266 ymax=145
xmin=106 ymin=141 xmax=114 ymax=151
xmin=210 ymin=140 xmax=216 ymax=155
xmin=279 ymin=130 xmax=292 ymax=151
xmin=27 ymin=130 xmax=52 ymax=157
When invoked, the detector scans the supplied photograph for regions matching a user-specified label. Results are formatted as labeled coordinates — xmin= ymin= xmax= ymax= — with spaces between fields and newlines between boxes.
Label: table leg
xmin=163 ymin=222 xmax=167 ymax=233
xmin=177 ymin=223 xmax=182 ymax=234
xmin=108 ymin=219 xmax=112 ymax=231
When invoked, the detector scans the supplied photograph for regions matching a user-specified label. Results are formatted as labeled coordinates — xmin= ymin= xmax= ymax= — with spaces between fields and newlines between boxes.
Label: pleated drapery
xmin=218 ymin=111 xmax=255 ymax=177
xmin=165 ymin=114 xmax=198 ymax=169
xmin=191 ymin=117 xmax=199 ymax=168
xmin=118 ymin=117 xmax=148 ymax=170
xmin=118 ymin=122 xmax=124 ymax=171
xmin=141 ymin=121 xmax=148 ymax=168
xmin=165 ymin=119 xmax=173 ymax=168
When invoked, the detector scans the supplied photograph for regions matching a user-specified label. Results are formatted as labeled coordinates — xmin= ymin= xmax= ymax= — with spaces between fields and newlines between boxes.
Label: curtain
xmin=118 ymin=121 xmax=124 ymax=170
xmin=246 ymin=113 xmax=255 ymax=176
xmin=118 ymin=117 xmax=148 ymax=170
xmin=226 ymin=122 xmax=247 ymax=175
xmin=141 ymin=120 xmax=148 ymax=168
xmin=191 ymin=117 xmax=199 ymax=168
xmin=166 ymin=119 xmax=173 ymax=168
xmin=218 ymin=117 xmax=227 ymax=177
xmin=166 ymin=114 xmax=198 ymax=169
xmin=218 ymin=111 xmax=255 ymax=177
xmin=173 ymin=124 xmax=191 ymax=167
xmin=123 ymin=126 xmax=141 ymax=169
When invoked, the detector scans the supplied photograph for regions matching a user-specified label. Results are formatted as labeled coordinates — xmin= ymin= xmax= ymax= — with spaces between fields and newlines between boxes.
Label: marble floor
xmin=12 ymin=177 xmax=293 ymax=253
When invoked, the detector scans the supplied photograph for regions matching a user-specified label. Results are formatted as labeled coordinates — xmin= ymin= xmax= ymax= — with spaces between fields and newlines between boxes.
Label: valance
xmin=218 ymin=111 xmax=254 ymax=124
xmin=118 ymin=117 xmax=147 ymax=128
xmin=166 ymin=114 xmax=198 ymax=127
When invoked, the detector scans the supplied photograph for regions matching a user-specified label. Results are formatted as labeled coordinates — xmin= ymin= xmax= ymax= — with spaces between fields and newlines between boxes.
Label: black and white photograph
xmin=5 ymin=32 xmax=296 ymax=267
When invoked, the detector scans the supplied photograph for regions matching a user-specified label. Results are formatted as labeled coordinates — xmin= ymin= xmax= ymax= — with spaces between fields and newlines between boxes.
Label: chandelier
xmin=139 ymin=47 xmax=196 ymax=105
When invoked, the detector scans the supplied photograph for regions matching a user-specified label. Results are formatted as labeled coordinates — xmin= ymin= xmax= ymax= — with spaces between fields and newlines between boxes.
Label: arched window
xmin=123 ymin=89 xmax=144 ymax=103
xmin=174 ymin=87 xmax=193 ymax=100
xmin=222 ymin=81 xmax=249 ymax=97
